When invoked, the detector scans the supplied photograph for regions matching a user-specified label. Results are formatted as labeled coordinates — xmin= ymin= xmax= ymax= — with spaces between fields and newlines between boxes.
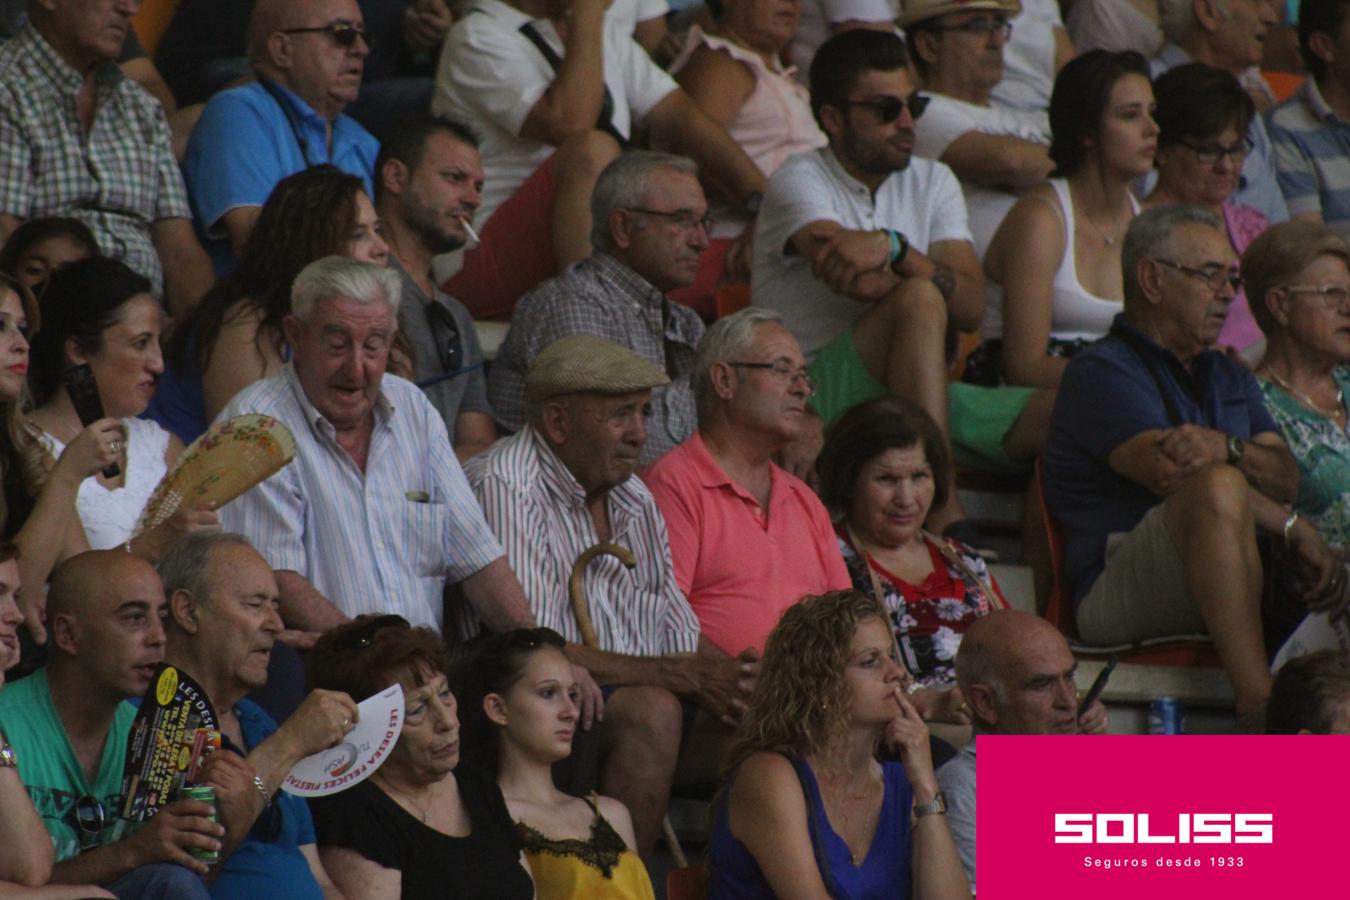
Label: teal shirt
xmin=1258 ymin=366 xmax=1350 ymax=550
xmin=0 ymin=668 xmax=136 ymax=860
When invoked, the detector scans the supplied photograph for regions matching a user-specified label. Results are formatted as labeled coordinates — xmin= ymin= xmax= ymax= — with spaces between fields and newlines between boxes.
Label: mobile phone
xmin=63 ymin=364 xmax=120 ymax=479
xmin=1077 ymin=654 xmax=1117 ymax=719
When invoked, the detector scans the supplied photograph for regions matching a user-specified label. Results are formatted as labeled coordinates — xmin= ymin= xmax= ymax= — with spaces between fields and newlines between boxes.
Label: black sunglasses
xmin=841 ymin=94 xmax=930 ymax=123
xmin=74 ymin=795 xmax=105 ymax=849
xmin=424 ymin=302 xmax=463 ymax=376
xmin=281 ymin=22 xmax=366 ymax=47
xmin=336 ymin=614 xmax=411 ymax=651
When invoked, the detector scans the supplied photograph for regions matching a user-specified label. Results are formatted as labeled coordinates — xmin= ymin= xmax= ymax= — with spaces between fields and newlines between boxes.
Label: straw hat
xmin=896 ymin=0 xmax=1022 ymax=29
xmin=526 ymin=335 xmax=670 ymax=402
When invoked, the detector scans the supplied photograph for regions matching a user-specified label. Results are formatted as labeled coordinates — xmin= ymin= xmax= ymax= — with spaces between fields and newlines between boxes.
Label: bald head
xmin=248 ymin=0 xmax=368 ymax=121
xmin=956 ymin=610 xmax=1080 ymax=735
xmin=48 ymin=550 xmax=161 ymax=621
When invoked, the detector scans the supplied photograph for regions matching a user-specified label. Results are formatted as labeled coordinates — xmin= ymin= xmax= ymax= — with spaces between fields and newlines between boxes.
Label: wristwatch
xmin=1226 ymin=435 xmax=1246 ymax=466
xmin=913 ymin=790 xmax=947 ymax=819
xmin=0 ymin=741 xmax=17 ymax=769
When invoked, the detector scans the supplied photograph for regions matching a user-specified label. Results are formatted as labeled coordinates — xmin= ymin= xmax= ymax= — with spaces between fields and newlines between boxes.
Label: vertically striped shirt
xmin=0 ymin=24 xmax=192 ymax=294
xmin=218 ymin=365 xmax=504 ymax=631
xmin=463 ymin=427 xmax=700 ymax=655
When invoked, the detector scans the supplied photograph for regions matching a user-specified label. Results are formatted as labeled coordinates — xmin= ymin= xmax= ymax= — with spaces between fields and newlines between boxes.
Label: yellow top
xmin=517 ymin=796 xmax=655 ymax=900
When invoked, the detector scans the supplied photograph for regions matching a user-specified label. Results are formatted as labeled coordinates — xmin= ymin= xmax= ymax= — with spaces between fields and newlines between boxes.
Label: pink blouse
xmin=1219 ymin=202 xmax=1271 ymax=354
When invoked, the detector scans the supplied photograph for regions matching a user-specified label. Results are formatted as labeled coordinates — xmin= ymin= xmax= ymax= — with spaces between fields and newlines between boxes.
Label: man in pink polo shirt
xmin=646 ymin=308 xmax=851 ymax=656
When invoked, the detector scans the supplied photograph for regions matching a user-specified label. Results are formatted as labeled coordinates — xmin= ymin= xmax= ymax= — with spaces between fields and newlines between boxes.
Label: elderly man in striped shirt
xmin=465 ymin=334 xmax=758 ymax=859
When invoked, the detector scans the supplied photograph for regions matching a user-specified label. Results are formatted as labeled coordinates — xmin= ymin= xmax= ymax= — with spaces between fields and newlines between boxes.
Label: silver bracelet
xmin=1283 ymin=511 xmax=1300 ymax=544
xmin=252 ymin=774 xmax=272 ymax=805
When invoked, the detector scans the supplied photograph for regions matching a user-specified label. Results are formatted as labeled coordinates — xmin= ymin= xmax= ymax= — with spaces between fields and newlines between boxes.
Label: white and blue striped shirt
xmin=463 ymin=427 xmax=700 ymax=655
xmin=218 ymin=364 xmax=504 ymax=631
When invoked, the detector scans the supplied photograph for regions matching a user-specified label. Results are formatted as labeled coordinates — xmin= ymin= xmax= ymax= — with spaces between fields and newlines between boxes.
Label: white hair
xmin=693 ymin=307 xmax=784 ymax=421
xmin=290 ymin=256 xmax=401 ymax=323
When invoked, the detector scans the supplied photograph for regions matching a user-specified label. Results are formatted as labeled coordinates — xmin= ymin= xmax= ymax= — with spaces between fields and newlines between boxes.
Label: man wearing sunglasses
xmin=902 ymin=0 xmax=1053 ymax=259
xmin=1148 ymin=0 xmax=1288 ymax=224
xmin=183 ymin=0 xmax=380 ymax=269
xmin=752 ymin=29 xmax=983 ymax=531
xmin=1043 ymin=205 xmax=1343 ymax=724
xmin=159 ymin=533 xmax=356 ymax=900
xmin=0 ymin=0 xmax=216 ymax=318
xmin=0 ymin=551 xmax=222 ymax=898
xmin=1267 ymin=0 xmax=1350 ymax=241
xmin=376 ymin=115 xmax=498 ymax=462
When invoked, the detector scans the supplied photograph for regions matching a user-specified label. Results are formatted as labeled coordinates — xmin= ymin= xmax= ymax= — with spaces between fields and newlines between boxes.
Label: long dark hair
xmin=1048 ymin=50 xmax=1151 ymax=177
xmin=28 ymin=257 xmax=153 ymax=406
xmin=455 ymin=628 xmax=567 ymax=775
xmin=166 ymin=165 xmax=365 ymax=374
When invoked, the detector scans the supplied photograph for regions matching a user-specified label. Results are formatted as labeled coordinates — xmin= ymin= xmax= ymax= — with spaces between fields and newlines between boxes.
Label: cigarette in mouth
xmin=459 ymin=216 xmax=481 ymax=244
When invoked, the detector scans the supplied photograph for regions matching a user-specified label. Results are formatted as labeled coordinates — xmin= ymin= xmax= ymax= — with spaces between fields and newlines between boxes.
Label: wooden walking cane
xmin=569 ymin=542 xmax=689 ymax=869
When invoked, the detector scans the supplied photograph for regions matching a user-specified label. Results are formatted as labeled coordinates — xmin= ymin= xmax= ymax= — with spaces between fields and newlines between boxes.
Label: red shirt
xmin=644 ymin=433 xmax=851 ymax=654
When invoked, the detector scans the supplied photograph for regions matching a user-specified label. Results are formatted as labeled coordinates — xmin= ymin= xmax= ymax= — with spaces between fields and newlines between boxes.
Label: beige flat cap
xmin=526 ymin=335 xmax=671 ymax=402
xmin=897 ymin=0 xmax=1022 ymax=29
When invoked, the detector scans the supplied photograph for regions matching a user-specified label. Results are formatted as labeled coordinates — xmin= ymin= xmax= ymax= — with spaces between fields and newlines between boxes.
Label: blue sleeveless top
xmin=709 ymin=757 xmax=913 ymax=899
xmin=145 ymin=332 xmax=207 ymax=445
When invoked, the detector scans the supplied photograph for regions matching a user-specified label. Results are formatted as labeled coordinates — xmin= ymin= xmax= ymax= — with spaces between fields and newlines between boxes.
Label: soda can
xmin=1147 ymin=697 xmax=1184 ymax=734
xmin=180 ymin=785 xmax=220 ymax=864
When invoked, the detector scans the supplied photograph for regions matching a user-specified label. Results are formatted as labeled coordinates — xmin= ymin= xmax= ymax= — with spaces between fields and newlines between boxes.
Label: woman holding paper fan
xmin=307 ymin=615 xmax=536 ymax=900
xmin=27 ymin=257 xmax=219 ymax=557
xmin=458 ymin=628 xmax=655 ymax=900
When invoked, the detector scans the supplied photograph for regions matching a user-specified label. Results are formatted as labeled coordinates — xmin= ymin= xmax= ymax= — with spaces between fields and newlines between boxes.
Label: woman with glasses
xmin=668 ymin=0 xmax=826 ymax=317
xmin=1144 ymin=62 xmax=1270 ymax=361
xmin=817 ymin=397 xmax=1007 ymax=744
xmin=708 ymin=590 xmax=969 ymax=900
xmin=973 ymin=50 xmax=1156 ymax=390
xmin=1242 ymin=221 xmax=1350 ymax=551
xmin=27 ymin=258 xmax=220 ymax=557
xmin=152 ymin=165 xmax=390 ymax=444
xmin=458 ymin=628 xmax=654 ymax=900
xmin=307 ymin=615 xmax=535 ymax=900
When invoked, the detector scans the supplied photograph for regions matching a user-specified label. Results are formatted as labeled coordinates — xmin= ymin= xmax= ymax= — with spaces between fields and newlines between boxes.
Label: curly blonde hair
xmin=723 ymin=590 xmax=889 ymax=776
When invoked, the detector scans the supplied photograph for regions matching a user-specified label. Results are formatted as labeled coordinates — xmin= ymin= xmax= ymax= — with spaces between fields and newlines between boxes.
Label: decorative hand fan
xmin=134 ymin=414 xmax=297 ymax=536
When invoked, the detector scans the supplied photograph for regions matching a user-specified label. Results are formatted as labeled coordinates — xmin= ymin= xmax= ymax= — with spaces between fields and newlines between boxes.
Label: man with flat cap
xmin=464 ymin=334 xmax=757 ymax=859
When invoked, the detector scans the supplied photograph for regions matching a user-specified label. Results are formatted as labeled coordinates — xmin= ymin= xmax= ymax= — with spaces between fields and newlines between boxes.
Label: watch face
xmin=0 ymin=745 xmax=16 ymax=767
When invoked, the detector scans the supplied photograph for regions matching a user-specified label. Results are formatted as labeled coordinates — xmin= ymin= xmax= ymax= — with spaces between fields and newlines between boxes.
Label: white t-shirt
xmin=606 ymin=0 xmax=669 ymax=40
xmin=752 ymin=147 xmax=972 ymax=354
xmin=990 ymin=0 xmax=1063 ymax=113
xmin=432 ymin=0 xmax=679 ymax=227
xmin=790 ymin=0 xmax=900 ymax=83
xmin=914 ymin=92 xmax=1050 ymax=259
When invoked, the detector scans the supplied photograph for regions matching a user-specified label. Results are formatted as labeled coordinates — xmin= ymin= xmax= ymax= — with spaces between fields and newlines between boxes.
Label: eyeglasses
xmin=625 ymin=207 xmax=712 ymax=233
xmin=931 ymin=17 xmax=1014 ymax=39
xmin=424 ymin=302 xmax=463 ymax=376
xmin=1283 ymin=283 xmax=1350 ymax=310
xmin=1155 ymin=258 xmax=1244 ymax=294
xmin=728 ymin=360 xmax=814 ymax=391
xmin=840 ymin=93 xmax=930 ymax=123
xmin=336 ymin=614 xmax=410 ymax=650
xmin=74 ymin=795 xmax=105 ymax=849
xmin=281 ymin=22 xmax=366 ymax=47
xmin=1176 ymin=137 xmax=1253 ymax=166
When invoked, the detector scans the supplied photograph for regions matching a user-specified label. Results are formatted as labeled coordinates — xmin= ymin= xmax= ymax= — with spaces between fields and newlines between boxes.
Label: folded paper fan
xmin=134 ymin=415 xmax=297 ymax=536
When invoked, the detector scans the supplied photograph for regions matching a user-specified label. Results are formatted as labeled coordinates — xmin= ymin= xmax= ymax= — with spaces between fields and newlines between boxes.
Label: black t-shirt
xmin=310 ymin=765 xmax=534 ymax=900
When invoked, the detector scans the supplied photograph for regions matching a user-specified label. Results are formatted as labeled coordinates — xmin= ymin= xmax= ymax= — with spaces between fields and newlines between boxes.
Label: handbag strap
xmin=517 ymin=22 xmax=628 ymax=148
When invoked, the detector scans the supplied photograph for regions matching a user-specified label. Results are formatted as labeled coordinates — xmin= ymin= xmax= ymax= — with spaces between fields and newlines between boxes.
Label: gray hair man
xmin=490 ymin=151 xmax=709 ymax=466
xmin=159 ymin=533 xmax=356 ymax=898
xmin=647 ymin=308 xmax=852 ymax=658
xmin=182 ymin=0 xmax=381 ymax=261
xmin=467 ymin=334 xmax=755 ymax=857
xmin=937 ymin=609 xmax=1110 ymax=892
xmin=1151 ymin=0 xmax=1287 ymax=221
xmin=1042 ymin=204 xmax=1341 ymax=722
xmin=217 ymin=257 xmax=540 ymax=652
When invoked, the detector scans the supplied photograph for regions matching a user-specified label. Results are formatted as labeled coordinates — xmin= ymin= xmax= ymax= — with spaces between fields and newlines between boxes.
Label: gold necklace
xmin=1261 ymin=366 xmax=1344 ymax=419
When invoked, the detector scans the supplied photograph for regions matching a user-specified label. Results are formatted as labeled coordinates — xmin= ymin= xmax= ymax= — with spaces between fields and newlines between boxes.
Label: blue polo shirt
xmin=1042 ymin=314 xmax=1279 ymax=606
xmin=182 ymin=79 xmax=378 ymax=272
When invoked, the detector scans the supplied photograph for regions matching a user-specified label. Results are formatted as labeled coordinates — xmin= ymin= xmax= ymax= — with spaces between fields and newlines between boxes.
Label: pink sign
xmin=979 ymin=735 xmax=1350 ymax=897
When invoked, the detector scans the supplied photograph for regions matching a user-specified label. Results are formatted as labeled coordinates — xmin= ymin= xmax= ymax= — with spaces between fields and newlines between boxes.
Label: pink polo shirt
xmin=644 ymin=433 xmax=851 ymax=655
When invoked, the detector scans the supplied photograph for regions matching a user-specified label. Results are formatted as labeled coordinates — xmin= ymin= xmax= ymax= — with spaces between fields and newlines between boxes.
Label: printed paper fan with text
xmin=135 ymin=414 xmax=296 ymax=536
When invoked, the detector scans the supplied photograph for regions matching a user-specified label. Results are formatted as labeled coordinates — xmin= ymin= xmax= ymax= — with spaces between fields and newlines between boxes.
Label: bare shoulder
xmin=730 ymin=752 xmax=803 ymax=808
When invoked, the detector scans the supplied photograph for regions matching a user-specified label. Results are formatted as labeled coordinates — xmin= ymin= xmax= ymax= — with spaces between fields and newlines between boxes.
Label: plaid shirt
xmin=0 ymin=24 xmax=191 ymax=293
xmin=488 ymin=252 xmax=703 ymax=467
